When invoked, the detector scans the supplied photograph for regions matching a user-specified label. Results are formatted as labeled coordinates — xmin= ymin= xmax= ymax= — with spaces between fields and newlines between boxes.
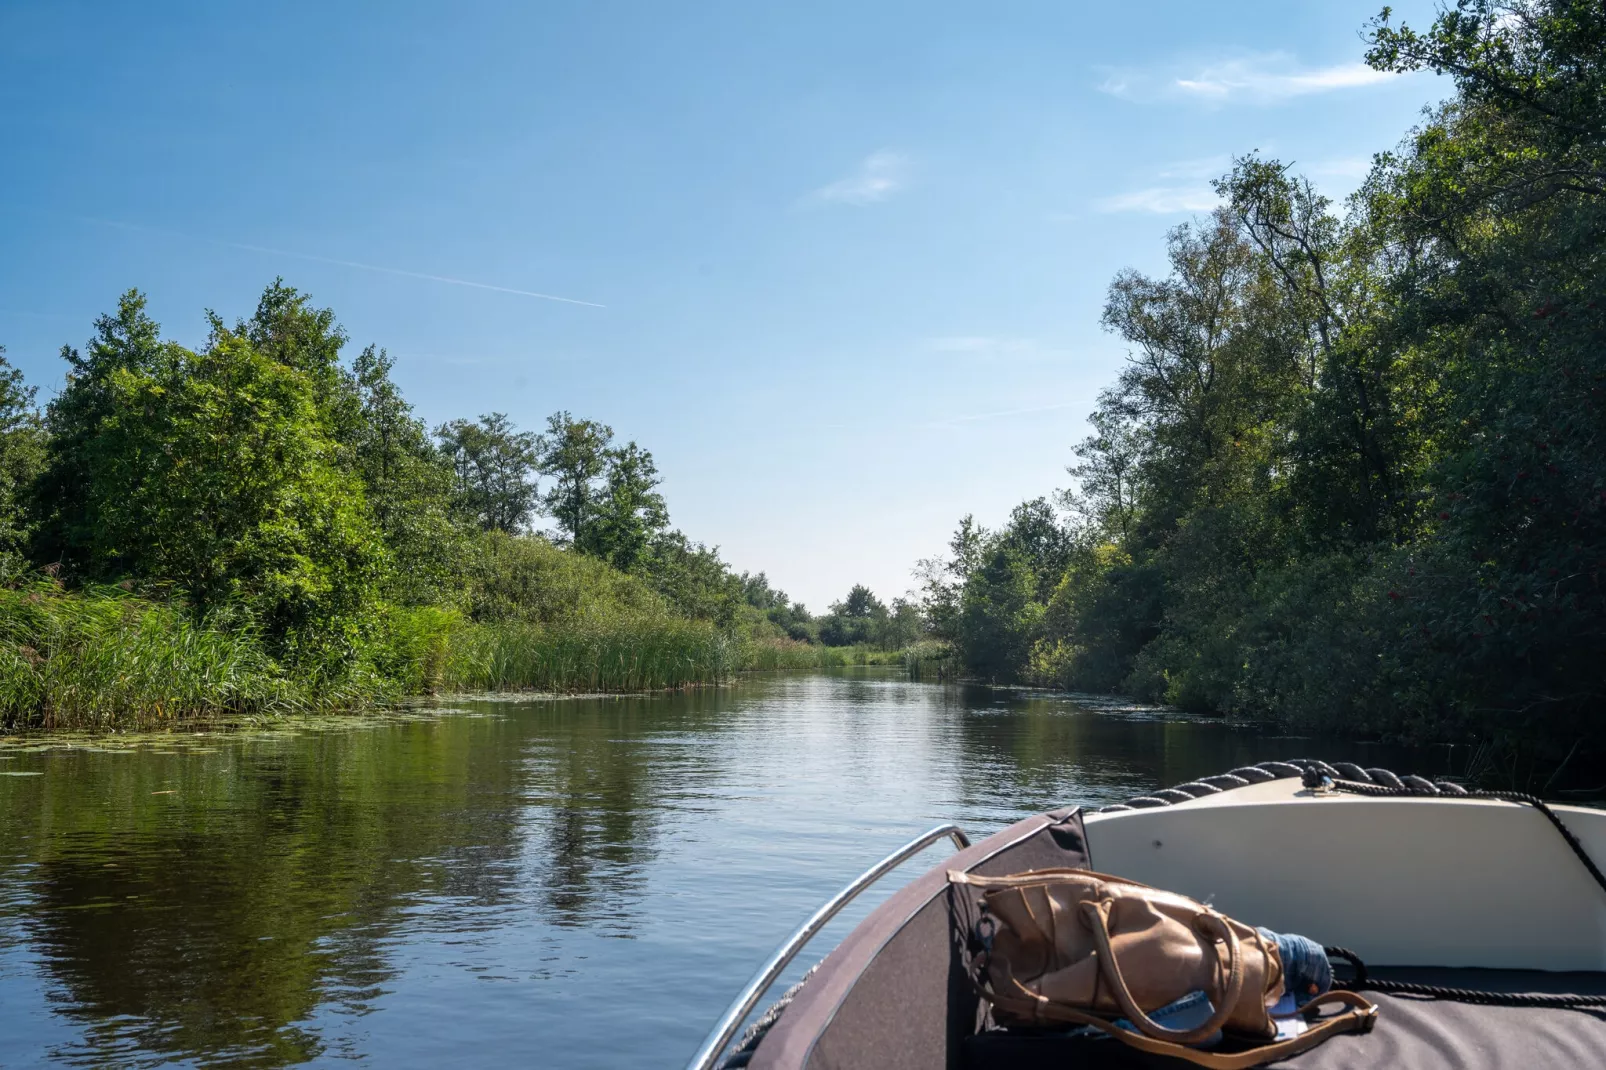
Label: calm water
xmin=0 ymin=671 xmax=1443 ymax=1068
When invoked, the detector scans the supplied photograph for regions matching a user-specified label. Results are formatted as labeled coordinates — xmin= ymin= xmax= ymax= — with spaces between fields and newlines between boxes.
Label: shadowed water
xmin=0 ymin=670 xmax=1444 ymax=1067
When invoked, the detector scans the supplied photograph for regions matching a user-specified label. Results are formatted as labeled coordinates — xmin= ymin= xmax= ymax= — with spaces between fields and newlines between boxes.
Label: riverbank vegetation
xmin=0 ymin=287 xmax=926 ymax=729
xmin=923 ymin=2 xmax=1604 ymax=761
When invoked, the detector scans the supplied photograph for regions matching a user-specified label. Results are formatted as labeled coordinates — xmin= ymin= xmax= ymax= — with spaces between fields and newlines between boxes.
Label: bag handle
xmin=1079 ymin=898 xmax=1244 ymax=1045
xmin=990 ymin=987 xmax=1379 ymax=1070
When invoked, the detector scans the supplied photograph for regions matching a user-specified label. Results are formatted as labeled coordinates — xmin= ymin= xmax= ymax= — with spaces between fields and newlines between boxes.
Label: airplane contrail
xmin=78 ymin=217 xmax=606 ymax=308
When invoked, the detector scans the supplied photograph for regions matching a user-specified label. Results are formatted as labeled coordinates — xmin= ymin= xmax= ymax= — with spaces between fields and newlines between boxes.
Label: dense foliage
xmin=1 ymin=279 xmax=926 ymax=727
xmin=926 ymin=1 xmax=1604 ymax=761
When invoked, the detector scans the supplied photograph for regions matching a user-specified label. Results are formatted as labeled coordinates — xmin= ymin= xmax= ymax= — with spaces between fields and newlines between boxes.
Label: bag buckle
xmin=1356 ymin=1005 xmax=1379 ymax=1034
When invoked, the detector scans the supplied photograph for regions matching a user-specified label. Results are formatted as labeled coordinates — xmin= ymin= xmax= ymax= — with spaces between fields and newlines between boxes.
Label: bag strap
xmin=990 ymin=987 xmax=1379 ymax=1070
xmin=1080 ymin=897 xmax=1244 ymax=1045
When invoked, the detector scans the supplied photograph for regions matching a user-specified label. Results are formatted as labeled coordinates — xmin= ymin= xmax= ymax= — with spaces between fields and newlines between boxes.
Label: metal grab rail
xmin=685 ymin=823 xmax=972 ymax=1070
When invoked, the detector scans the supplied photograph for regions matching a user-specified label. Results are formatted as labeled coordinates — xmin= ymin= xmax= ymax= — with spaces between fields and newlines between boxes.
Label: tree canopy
xmin=926 ymin=0 xmax=1606 ymax=760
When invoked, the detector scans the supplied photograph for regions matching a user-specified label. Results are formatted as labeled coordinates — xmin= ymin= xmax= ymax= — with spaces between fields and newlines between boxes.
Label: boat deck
xmin=963 ymin=967 xmax=1606 ymax=1068
xmin=717 ymin=763 xmax=1606 ymax=1070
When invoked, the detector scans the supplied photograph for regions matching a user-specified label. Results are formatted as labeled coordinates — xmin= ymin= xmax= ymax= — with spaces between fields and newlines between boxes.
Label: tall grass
xmin=903 ymin=640 xmax=956 ymax=681
xmin=443 ymin=616 xmax=736 ymax=692
xmin=738 ymin=637 xmax=845 ymax=671
xmin=0 ymin=584 xmax=310 ymax=730
xmin=0 ymin=584 xmax=947 ymax=732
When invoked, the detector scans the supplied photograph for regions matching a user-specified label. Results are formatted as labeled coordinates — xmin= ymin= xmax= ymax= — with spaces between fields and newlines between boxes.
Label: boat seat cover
xmin=961 ymin=967 xmax=1606 ymax=1069
xmin=749 ymin=807 xmax=1091 ymax=1070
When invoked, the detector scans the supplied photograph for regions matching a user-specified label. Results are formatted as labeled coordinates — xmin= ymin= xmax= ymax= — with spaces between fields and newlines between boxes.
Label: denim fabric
xmin=1261 ymin=928 xmax=1333 ymax=1001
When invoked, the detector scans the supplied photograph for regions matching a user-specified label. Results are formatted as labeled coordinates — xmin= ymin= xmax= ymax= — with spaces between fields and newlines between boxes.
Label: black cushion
xmin=963 ymin=969 xmax=1606 ymax=1070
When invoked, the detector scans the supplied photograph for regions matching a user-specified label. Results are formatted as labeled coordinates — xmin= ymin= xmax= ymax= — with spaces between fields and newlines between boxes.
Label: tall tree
xmin=917 ymin=514 xmax=989 ymax=641
xmin=349 ymin=345 xmax=458 ymax=599
xmin=0 ymin=346 xmax=44 ymax=578
xmin=639 ymin=529 xmax=743 ymax=625
xmin=1357 ymin=0 xmax=1606 ymax=741
xmin=437 ymin=413 xmax=540 ymax=533
xmin=80 ymin=318 xmax=385 ymax=659
xmin=35 ymin=290 xmax=178 ymax=570
xmin=536 ymin=411 xmax=614 ymax=549
xmin=589 ymin=441 xmax=668 ymax=571
xmin=237 ymin=278 xmax=361 ymax=444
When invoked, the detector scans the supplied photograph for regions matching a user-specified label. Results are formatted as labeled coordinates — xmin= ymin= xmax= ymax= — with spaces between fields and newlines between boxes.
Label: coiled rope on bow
xmin=1306 ymin=769 xmax=1606 ymax=1009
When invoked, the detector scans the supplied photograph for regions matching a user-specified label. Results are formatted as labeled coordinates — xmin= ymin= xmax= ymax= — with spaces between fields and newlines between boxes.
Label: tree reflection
xmin=0 ymin=714 xmax=528 ymax=1065
xmin=0 ymin=692 xmax=739 ymax=1066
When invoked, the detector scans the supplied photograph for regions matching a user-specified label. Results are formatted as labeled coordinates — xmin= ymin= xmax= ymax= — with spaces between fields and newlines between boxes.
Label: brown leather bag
xmin=949 ymin=868 xmax=1377 ymax=1069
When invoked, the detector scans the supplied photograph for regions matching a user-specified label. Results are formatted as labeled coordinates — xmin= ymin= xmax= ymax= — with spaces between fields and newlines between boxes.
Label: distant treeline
xmin=0 ymin=284 xmax=918 ymax=728
xmin=921 ymin=2 xmax=1604 ymax=762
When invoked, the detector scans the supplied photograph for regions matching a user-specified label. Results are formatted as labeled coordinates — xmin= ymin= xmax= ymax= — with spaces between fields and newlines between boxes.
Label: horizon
xmin=0 ymin=1 xmax=1446 ymax=611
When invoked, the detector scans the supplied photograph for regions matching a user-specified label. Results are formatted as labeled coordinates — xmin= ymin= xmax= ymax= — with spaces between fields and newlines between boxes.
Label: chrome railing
xmin=685 ymin=823 xmax=972 ymax=1070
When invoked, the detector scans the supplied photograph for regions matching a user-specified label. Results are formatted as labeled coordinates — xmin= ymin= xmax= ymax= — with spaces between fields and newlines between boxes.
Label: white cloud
xmin=1176 ymin=59 xmax=1394 ymax=100
xmin=1101 ymin=53 xmax=1402 ymax=105
xmin=1095 ymin=185 xmax=1219 ymax=214
xmin=806 ymin=150 xmax=907 ymax=205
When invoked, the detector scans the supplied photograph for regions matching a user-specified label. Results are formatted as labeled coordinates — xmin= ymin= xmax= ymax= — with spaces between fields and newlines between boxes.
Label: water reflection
xmin=0 ymin=672 xmax=1443 ymax=1067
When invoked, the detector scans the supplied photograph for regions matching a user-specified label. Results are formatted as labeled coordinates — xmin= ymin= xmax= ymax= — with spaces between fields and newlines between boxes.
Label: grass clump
xmin=903 ymin=640 xmax=955 ymax=680
xmin=0 ymin=583 xmax=308 ymax=730
xmin=443 ymin=614 xmax=734 ymax=693
xmin=739 ymin=637 xmax=845 ymax=671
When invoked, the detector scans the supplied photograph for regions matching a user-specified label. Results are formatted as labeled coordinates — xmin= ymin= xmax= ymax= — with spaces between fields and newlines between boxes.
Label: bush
xmin=460 ymin=531 xmax=668 ymax=624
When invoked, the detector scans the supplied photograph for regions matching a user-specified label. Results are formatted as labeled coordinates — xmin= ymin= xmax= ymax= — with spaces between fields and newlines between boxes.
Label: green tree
xmin=873 ymin=598 xmax=926 ymax=650
xmin=916 ymin=514 xmax=989 ymax=641
xmin=1356 ymin=0 xmax=1606 ymax=743
xmin=83 ymin=319 xmax=386 ymax=661
xmin=237 ymin=278 xmax=362 ymax=445
xmin=0 ymin=345 xmax=45 ymax=578
xmin=1065 ymin=410 xmax=1144 ymax=541
xmin=35 ymin=290 xmax=177 ymax=570
xmin=739 ymin=571 xmax=815 ymax=641
xmin=959 ymin=549 xmax=1042 ymax=681
xmin=348 ymin=345 xmax=458 ymax=601
xmin=589 ymin=441 xmax=669 ymax=571
xmin=818 ymin=584 xmax=887 ymax=646
xmin=437 ymin=413 xmax=540 ymax=533
xmin=536 ymin=411 xmax=614 ymax=548
xmin=939 ymin=0 xmax=1606 ymax=765
xmin=638 ymin=530 xmax=742 ymax=625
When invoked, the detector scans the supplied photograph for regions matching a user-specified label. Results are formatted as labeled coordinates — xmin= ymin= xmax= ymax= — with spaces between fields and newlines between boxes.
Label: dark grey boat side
xmin=746 ymin=807 xmax=1089 ymax=1070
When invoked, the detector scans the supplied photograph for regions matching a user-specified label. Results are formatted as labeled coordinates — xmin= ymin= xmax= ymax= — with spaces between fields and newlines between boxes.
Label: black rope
xmin=718 ymin=964 xmax=821 ymax=1069
xmin=1104 ymin=762 xmax=1606 ymax=1010
xmin=1304 ymin=771 xmax=1606 ymax=903
xmin=1324 ymin=945 xmax=1606 ymax=1009
xmin=1310 ymin=773 xmax=1606 ymax=1009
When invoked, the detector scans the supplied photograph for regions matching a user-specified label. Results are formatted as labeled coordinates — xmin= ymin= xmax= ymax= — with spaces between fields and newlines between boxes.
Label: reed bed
xmin=903 ymin=640 xmax=956 ymax=681
xmin=0 ymin=586 xmax=947 ymax=731
xmin=0 ymin=584 xmax=308 ymax=730
xmin=739 ymin=637 xmax=846 ymax=671
xmin=443 ymin=616 xmax=736 ymax=693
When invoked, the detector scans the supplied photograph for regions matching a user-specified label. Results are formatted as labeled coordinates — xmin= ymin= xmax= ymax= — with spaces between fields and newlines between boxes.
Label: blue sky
xmin=0 ymin=1 xmax=1445 ymax=611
